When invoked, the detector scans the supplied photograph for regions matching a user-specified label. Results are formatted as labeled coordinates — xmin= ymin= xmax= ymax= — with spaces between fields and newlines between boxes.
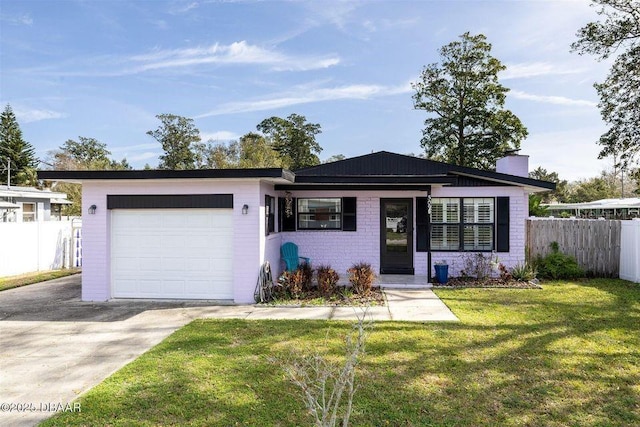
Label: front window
xmin=431 ymin=198 xmax=495 ymax=251
xmin=297 ymin=198 xmax=342 ymax=230
xmin=22 ymin=203 xmax=36 ymax=222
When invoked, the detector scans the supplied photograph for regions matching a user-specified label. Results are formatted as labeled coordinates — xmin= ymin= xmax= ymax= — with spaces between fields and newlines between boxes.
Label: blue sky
xmin=0 ymin=0 xmax=612 ymax=180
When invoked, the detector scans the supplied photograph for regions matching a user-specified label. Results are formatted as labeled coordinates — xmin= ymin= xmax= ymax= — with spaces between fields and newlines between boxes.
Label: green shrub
xmin=316 ymin=264 xmax=340 ymax=296
xmin=535 ymin=242 xmax=584 ymax=280
xmin=347 ymin=262 xmax=376 ymax=295
xmin=510 ymin=262 xmax=537 ymax=282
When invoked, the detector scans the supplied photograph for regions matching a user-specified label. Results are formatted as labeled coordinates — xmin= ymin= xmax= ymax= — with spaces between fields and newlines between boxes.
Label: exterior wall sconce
xmin=88 ymin=204 xmax=97 ymax=215
xmin=242 ymin=204 xmax=249 ymax=215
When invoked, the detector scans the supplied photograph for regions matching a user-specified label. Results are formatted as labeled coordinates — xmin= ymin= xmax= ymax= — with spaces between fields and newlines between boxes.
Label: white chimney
xmin=496 ymin=154 xmax=529 ymax=177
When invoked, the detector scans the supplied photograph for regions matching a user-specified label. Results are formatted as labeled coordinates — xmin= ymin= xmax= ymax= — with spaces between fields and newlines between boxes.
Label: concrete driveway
xmin=0 ymin=275 xmax=253 ymax=427
xmin=0 ymin=274 xmax=456 ymax=426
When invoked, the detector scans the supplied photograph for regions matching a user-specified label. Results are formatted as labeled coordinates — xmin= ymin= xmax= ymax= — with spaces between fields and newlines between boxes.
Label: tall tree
xmin=572 ymin=0 xmax=640 ymax=171
xmin=195 ymin=132 xmax=283 ymax=169
xmin=412 ymin=32 xmax=528 ymax=170
xmin=323 ymin=154 xmax=346 ymax=163
xmin=47 ymin=136 xmax=131 ymax=215
xmin=257 ymin=113 xmax=322 ymax=170
xmin=147 ymin=114 xmax=201 ymax=170
xmin=567 ymin=175 xmax=617 ymax=203
xmin=529 ymin=167 xmax=570 ymax=203
xmin=0 ymin=104 xmax=38 ymax=186
xmin=52 ymin=137 xmax=118 ymax=170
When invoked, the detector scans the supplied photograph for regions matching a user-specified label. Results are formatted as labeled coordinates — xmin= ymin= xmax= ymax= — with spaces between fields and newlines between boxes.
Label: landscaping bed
xmin=433 ymin=277 xmax=542 ymax=289
xmin=267 ymin=286 xmax=385 ymax=306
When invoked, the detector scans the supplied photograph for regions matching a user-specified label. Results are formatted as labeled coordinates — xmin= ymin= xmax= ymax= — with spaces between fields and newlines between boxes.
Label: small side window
xmin=265 ymin=195 xmax=275 ymax=235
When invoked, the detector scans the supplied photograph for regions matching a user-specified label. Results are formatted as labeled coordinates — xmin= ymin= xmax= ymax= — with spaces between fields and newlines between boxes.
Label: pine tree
xmin=412 ymin=33 xmax=527 ymax=170
xmin=0 ymin=104 xmax=38 ymax=186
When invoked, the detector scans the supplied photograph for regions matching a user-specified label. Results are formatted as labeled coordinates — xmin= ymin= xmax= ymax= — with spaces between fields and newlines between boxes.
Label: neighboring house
xmin=0 ymin=185 xmax=72 ymax=223
xmin=545 ymin=198 xmax=640 ymax=220
xmin=38 ymin=151 xmax=555 ymax=303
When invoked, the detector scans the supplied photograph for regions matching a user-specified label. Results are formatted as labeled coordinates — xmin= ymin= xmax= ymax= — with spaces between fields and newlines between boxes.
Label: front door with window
xmin=380 ymin=199 xmax=414 ymax=274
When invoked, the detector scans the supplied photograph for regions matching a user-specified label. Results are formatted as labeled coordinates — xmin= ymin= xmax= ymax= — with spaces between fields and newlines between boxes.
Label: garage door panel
xmin=187 ymin=258 xmax=214 ymax=272
xmin=111 ymin=209 xmax=233 ymax=300
xmin=113 ymin=257 xmax=139 ymax=272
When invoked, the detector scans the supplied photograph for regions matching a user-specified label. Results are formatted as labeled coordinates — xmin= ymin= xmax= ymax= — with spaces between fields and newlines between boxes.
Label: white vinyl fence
xmin=620 ymin=219 xmax=640 ymax=283
xmin=0 ymin=221 xmax=81 ymax=277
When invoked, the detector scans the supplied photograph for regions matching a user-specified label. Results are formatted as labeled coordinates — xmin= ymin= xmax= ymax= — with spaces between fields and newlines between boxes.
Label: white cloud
xmin=0 ymin=13 xmax=33 ymax=26
xmin=196 ymin=81 xmax=413 ymax=117
xmin=200 ymin=131 xmax=241 ymax=142
xmin=502 ymin=62 xmax=585 ymax=80
xmin=13 ymin=107 xmax=65 ymax=123
xmin=168 ymin=1 xmax=199 ymax=15
xmin=130 ymin=41 xmax=340 ymax=73
xmin=25 ymin=41 xmax=340 ymax=76
xmin=510 ymin=90 xmax=597 ymax=108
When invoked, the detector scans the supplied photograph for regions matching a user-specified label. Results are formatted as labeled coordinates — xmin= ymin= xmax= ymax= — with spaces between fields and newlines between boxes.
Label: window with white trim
xmin=430 ymin=198 xmax=494 ymax=251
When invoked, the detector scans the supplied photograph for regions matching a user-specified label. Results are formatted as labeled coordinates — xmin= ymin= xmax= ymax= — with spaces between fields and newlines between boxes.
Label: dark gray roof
xmin=37 ymin=151 xmax=555 ymax=191
xmin=294 ymin=151 xmax=555 ymax=190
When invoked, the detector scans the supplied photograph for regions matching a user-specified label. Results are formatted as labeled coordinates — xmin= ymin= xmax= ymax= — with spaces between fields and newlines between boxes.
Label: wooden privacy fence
xmin=526 ymin=218 xmax=622 ymax=277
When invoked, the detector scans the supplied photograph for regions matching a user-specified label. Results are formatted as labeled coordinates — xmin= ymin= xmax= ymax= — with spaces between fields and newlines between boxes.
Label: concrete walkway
xmin=0 ymin=275 xmax=457 ymax=427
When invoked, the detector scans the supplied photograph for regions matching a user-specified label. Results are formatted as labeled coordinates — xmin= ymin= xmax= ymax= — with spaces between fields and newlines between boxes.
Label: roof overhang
xmin=0 ymin=187 xmax=69 ymax=200
xmin=449 ymin=171 xmax=555 ymax=193
xmin=0 ymin=201 xmax=20 ymax=209
xmin=37 ymin=168 xmax=295 ymax=185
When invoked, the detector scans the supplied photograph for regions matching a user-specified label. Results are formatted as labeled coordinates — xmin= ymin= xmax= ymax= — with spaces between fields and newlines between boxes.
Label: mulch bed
xmin=267 ymin=286 xmax=386 ymax=306
xmin=433 ymin=277 xmax=542 ymax=289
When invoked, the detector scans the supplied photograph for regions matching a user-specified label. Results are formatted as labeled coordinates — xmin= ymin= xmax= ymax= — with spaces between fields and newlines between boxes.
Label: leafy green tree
xmin=257 ymin=113 xmax=322 ymax=170
xmin=51 ymin=137 xmax=125 ymax=170
xmin=148 ymin=114 xmax=201 ymax=170
xmin=572 ymin=0 xmax=640 ymax=171
xmin=528 ymin=194 xmax=549 ymax=217
xmin=529 ymin=167 xmax=570 ymax=203
xmin=567 ymin=175 xmax=617 ymax=203
xmin=323 ymin=154 xmax=346 ymax=163
xmin=0 ymin=104 xmax=38 ymax=186
xmin=47 ymin=136 xmax=131 ymax=215
xmin=195 ymin=132 xmax=283 ymax=169
xmin=412 ymin=32 xmax=528 ymax=170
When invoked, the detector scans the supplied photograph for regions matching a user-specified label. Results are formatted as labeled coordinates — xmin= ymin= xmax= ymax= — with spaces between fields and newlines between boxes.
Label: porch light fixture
xmin=242 ymin=204 xmax=249 ymax=215
xmin=88 ymin=204 xmax=97 ymax=215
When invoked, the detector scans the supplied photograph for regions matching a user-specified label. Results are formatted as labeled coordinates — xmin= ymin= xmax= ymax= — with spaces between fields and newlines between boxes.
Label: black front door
xmin=380 ymin=199 xmax=414 ymax=274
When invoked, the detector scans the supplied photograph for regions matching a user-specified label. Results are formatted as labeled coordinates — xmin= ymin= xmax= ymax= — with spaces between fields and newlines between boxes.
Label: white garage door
xmin=111 ymin=209 xmax=233 ymax=299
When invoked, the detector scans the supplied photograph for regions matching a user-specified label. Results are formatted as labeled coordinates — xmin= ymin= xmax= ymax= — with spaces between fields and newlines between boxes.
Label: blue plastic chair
xmin=281 ymin=242 xmax=311 ymax=271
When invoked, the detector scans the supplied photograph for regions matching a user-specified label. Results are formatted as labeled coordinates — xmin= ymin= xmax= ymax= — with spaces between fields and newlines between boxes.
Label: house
xmin=544 ymin=198 xmax=640 ymax=220
xmin=0 ymin=185 xmax=72 ymax=223
xmin=37 ymin=151 xmax=555 ymax=303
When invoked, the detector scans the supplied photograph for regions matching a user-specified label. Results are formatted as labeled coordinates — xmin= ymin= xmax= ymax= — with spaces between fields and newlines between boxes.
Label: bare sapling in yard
xmin=277 ymin=309 xmax=370 ymax=427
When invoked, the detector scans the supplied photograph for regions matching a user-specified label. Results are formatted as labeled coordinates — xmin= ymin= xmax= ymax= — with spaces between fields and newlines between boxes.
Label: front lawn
xmin=42 ymin=279 xmax=640 ymax=426
xmin=0 ymin=269 xmax=80 ymax=292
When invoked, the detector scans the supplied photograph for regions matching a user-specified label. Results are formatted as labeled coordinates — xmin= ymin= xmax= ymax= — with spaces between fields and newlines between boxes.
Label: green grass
xmin=0 ymin=269 xmax=80 ymax=292
xmin=42 ymin=279 xmax=640 ymax=426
